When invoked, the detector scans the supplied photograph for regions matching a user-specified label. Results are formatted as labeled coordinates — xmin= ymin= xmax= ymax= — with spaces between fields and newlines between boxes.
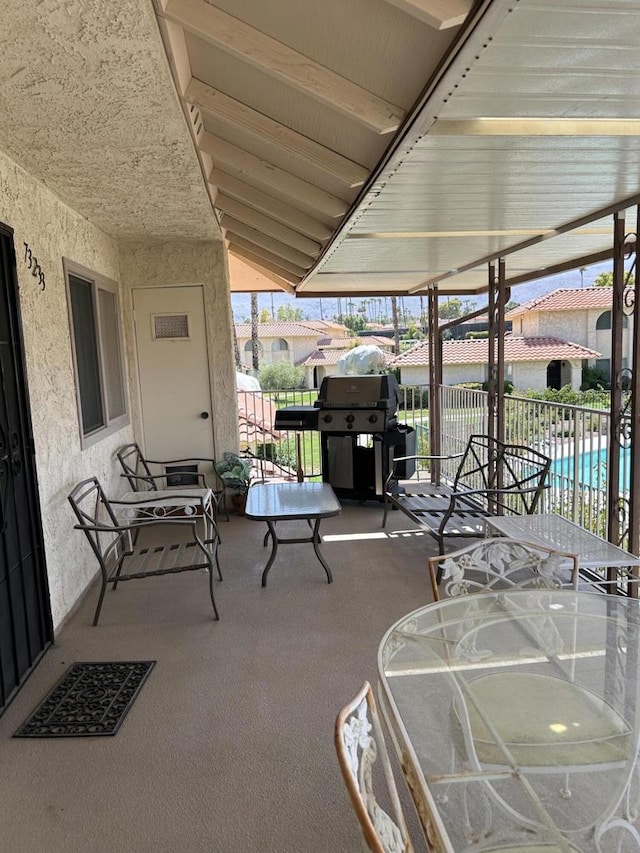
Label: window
xmin=596 ymin=311 xmax=628 ymax=330
xmin=64 ymin=259 xmax=128 ymax=446
xmin=244 ymin=339 xmax=263 ymax=357
xmin=271 ymin=338 xmax=289 ymax=353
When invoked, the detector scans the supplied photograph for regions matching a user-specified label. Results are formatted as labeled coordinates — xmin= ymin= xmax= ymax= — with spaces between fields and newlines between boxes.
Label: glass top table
xmin=486 ymin=514 xmax=640 ymax=593
xmin=378 ymin=590 xmax=640 ymax=852
xmin=245 ymin=482 xmax=341 ymax=586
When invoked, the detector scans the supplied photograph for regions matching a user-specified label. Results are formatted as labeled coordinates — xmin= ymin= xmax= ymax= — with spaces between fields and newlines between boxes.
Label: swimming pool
xmin=550 ymin=446 xmax=630 ymax=491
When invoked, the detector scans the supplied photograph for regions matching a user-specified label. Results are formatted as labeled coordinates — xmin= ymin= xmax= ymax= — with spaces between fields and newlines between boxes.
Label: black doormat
xmin=14 ymin=661 xmax=155 ymax=738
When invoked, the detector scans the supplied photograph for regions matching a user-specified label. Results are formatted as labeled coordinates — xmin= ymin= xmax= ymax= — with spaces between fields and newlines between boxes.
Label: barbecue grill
xmin=314 ymin=375 xmax=400 ymax=433
xmin=314 ymin=374 xmax=414 ymax=501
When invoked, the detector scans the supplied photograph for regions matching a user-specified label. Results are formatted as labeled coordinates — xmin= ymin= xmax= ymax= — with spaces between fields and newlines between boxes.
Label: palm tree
xmin=250 ymin=292 xmax=260 ymax=373
xmin=391 ymin=296 xmax=400 ymax=354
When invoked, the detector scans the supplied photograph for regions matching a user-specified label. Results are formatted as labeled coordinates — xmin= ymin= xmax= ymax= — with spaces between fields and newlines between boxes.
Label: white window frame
xmin=64 ymin=258 xmax=129 ymax=448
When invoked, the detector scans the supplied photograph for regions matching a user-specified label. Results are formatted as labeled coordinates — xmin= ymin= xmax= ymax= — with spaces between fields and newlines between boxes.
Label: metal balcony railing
xmin=236 ymin=384 xmax=626 ymax=543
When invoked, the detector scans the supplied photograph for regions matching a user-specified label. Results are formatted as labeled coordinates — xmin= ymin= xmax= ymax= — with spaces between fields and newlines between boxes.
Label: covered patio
xmin=0 ymin=505 xmax=434 ymax=852
xmin=2 ymin=0 xmax=640 ymax=848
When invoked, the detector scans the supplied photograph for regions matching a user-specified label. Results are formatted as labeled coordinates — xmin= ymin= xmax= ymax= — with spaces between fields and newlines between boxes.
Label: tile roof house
xmin=235 ymin=322 xmax=327 ymax=368
xmin=507 ymin=287 xmax=633 ymax=380
xmin=300 ymin=336 xmax=395 ymax=386
xmin=391 ymin=336 xmax=600 ymax=392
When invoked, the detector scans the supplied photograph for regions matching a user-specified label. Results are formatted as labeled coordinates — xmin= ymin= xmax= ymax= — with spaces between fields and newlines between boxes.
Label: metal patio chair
xmin=428 ymin=537 xmax=579 ymax=601
xmin=335 ymin=681 xmax=415 ymax=853
xmin=68 ymin=476 xmax=222 ymax=626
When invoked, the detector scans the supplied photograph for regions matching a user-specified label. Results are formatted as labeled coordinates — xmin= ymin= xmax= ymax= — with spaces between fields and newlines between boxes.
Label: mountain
xmin=230 ymin=261 xmax=612 ymax=323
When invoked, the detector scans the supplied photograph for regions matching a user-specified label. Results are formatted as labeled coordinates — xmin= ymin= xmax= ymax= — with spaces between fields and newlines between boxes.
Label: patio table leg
xmin=312 ymin=519 xmax=333 ymax=584
xmin=261 ymin=520 xmax=279 ymax=587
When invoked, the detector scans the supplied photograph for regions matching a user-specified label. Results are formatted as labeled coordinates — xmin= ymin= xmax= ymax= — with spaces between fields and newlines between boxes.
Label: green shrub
xmin=259 ymin=362 xmax=306 ymax=390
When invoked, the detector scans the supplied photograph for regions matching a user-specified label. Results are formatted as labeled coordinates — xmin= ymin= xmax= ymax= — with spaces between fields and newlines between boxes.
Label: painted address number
xmin=23 ymin=242 xmax=46 ymax=291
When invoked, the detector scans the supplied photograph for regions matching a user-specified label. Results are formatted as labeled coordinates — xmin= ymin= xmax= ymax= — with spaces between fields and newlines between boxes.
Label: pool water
xmin=550 ymin=447 xmax=630 ymax=491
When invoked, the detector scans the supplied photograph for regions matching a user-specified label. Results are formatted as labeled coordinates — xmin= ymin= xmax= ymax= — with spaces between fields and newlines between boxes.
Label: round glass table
xmin=378 ymin=590 xmax=640 ymax=852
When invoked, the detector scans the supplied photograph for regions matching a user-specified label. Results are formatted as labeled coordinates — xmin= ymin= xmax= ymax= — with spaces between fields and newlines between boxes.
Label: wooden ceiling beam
xmin=163 ymin=0 xmax=404 ymax=133
xmin=382 ymin=0 xmax=471 ymax=29
xmin=210 ymin=170 xmax=332 ymax=242
xmin=228 ymin=244 xmax=302 ymax=285
xmin=201 ymin=133 xmax=348 ymax=219
xmin=226 ymin=235 xmax=309 ymax=278
xmin=186 ymin=78 xmax=368 ymax=188
xmin=216 ymin=194 xmax=322 ymax=256
xmin=221 ymin=216 xmax=315 ymax=268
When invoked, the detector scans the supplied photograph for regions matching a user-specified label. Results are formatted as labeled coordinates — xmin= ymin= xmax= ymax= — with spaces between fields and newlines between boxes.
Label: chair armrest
xmin=144 ymin=457 xmax=215 ymax=466
xmin=120 ymin=472 xmax=209 ymax=488
xmin=75 ymin=518 xmax=199 ymax=534
xmin=385 ymin=452 xmax=465 ymax=490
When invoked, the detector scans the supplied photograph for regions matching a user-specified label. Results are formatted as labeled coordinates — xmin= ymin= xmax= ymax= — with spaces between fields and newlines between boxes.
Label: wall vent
xmin=152 ymin=314 xmax=190 ymax=340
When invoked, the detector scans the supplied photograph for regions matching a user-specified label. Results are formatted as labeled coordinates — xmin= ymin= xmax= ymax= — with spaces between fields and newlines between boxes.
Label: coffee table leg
xmin=312 ymin=519 xmax=333 ymax=584
xmin=261 ymin=520 xmax=279 ymax=587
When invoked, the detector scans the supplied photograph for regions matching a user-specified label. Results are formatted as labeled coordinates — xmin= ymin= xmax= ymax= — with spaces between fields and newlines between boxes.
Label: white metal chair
xmin=335 ymin=681 xmax=414 ymax=853
xmin=428 ymin=537 xmax=579 ymax=601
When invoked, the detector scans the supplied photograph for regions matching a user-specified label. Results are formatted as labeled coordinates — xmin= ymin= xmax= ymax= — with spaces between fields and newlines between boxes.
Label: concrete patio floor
xmin=0 ymin=501 xmax=436 ymax=852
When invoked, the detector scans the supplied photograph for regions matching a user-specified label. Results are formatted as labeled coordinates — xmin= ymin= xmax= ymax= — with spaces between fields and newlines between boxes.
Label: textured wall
xmin=118 ymin=241 xmax=238 ymax=457
xmin=0 ymin=0 xmax=217 ymax=242
xmin=0 ymin=150 xmax=134 ymax=629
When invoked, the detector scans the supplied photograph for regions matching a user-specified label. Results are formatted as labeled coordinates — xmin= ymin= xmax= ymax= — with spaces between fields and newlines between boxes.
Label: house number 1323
xmin=23 ymin=242 xmax=46 ymax=291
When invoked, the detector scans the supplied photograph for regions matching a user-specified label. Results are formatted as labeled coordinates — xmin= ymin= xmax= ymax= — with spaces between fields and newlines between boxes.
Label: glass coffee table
xmin=245 ymin=481 xmax=341 ymax=586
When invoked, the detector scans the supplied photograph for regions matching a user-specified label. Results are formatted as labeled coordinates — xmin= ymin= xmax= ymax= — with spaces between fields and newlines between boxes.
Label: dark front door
xmin=547 ymin=360 xmax=561 ymax=390
xmin=0 ymin=224 xmax=52 ymax=713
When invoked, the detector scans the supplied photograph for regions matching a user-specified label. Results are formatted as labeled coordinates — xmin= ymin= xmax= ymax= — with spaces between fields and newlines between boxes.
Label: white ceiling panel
xmin=302 ymin=0 xmax=640 ymax=297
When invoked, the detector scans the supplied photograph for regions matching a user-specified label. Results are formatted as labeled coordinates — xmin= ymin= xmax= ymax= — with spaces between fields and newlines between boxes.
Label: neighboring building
xmin=236 ymin=322 xmax=325 ymax=368
xmin=391 ymin=337 xmax=600 ymax=392
xmin=507 ymin=287 xmax=632 ymax=380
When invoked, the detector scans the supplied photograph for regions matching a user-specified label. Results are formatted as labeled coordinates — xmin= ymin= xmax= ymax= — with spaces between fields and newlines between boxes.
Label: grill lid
xmin=315 ymin=374 xmax=400 ymax=412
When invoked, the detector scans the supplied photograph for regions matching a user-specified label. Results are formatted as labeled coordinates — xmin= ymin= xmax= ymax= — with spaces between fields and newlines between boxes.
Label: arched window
xmin=271 ymin=338 xmax=289 ymax=353
xmin=596 ymin=310 xmax=628 ymax=330
xmin=243 ymin=339 xmax=262 ymax=356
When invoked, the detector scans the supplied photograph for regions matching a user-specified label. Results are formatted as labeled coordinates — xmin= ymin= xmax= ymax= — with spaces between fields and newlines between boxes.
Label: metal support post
xmin=608 ymin=210 xmax=626 ymax=556
xmin=428 ymin=288 xmax=441 ymax=483
xmin=628 ymin=207 xmax=640 ymax=564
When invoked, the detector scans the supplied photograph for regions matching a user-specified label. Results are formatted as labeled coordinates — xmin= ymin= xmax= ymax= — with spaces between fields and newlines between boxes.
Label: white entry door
xmin=133 ymin=286 xmax=215 ymax=460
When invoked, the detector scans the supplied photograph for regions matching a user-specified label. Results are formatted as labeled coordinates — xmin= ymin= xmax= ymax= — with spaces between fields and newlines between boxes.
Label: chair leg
xmin=93 ymin=574 xmax=109 ymax=626
xmin=207 ymin=560 xmax=220 ymax=620
xmin=381 ymin=496 xmax=389 ymax=528
xmin=214 ymin=541 xmax=223 ymax=581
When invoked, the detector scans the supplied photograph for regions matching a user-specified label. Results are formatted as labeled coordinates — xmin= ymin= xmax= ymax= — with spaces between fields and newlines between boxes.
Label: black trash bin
xmin=385 ymin=424 xmax=416 ymax=479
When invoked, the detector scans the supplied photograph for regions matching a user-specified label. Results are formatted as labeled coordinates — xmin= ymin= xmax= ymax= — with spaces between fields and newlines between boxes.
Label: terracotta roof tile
xmin=235 ymin=322 xmax=321 ymax=337
xmin=506 ymin=287 xmax=633 ymax=318
xmin=390 ymin=336 xmax=600 ymax=367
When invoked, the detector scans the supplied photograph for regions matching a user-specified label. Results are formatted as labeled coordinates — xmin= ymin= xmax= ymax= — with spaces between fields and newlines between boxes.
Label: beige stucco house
xmin=392 ymin=336 xmax=599 ymax=392
xmin=507 ymin=287 xmax=632 ymax=380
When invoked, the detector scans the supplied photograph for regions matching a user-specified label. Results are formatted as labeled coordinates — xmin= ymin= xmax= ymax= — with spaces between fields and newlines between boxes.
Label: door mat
xmin=14 ymin=661 xmax=155 ymax=738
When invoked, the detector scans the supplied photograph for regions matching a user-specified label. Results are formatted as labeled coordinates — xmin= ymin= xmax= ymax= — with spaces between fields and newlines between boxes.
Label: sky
xmin=230 ymin=260 xmax=613 ymax=324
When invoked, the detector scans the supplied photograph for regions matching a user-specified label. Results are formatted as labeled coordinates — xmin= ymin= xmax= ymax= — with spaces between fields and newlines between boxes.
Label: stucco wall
xmin=237 ymin=333 xmax=319 ymax=368
xmin=0 ymin=150 xmax=134 ymax=630
xmin=118 ymin=241 xmax=238 ymax=457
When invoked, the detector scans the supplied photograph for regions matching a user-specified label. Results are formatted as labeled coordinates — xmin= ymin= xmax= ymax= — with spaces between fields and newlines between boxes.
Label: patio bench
xmin=381 ymin=434 xmax=551 ymax=567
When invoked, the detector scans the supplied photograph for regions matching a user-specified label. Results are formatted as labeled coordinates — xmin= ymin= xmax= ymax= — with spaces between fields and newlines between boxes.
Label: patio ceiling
xmin=302 ymin=0 xmax=640 ymax=297
xmin=3 ymin=2 xmax=639 ymax=298
xmin=156 ymin=0 xmax=640 ymax=299
xmin=153 ymin=0 xmax=470 ymax=290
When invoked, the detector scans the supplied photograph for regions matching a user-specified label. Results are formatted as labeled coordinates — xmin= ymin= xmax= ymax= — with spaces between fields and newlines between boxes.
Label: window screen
xmin=65 ymin=261 xmax=129 ymax=446
xmin=69 ymin=274 xmax=104 ymax=434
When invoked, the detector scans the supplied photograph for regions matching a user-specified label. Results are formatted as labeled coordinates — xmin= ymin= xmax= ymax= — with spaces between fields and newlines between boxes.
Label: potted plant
xmin=214 ymin=452 xmax=253 ymax=515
